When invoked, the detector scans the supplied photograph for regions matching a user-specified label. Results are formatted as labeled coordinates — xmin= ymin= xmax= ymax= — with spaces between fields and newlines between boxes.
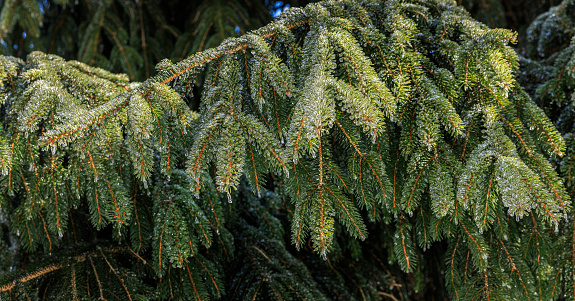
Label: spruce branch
xmin=0 ymin=0 xmax=573 ymax=300
xmin=0 ymin=246 xmax=135 ymax=292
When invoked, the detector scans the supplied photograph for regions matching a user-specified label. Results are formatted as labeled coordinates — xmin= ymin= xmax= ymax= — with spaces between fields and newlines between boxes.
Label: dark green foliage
xmin=460 ymin=0 xmax=508 ymax=28
xmin=519 ymin=0 xmax=575 ymax=197
xmin=513 ymin=4 xmax=575 ymax=300
xmin=0 ymin=0 xmax=278 ymax=81
xmin=0 ymin=0 xmax=573 ymax=300
xmin=460 ymin=0 xmax=555 ymax=47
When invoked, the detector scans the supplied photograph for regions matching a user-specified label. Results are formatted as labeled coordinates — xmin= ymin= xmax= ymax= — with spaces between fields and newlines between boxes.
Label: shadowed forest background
xmin=0 ymin=0 xmax=559 ymax=79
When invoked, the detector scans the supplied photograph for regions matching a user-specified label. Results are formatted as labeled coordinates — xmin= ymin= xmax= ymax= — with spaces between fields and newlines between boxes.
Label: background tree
xmin=0 ymin=0 xmax=303 ymax=81
xmin=0 ymin=0 xmax=573 ymax=300
xmin=458 ymin=0 xmax=556 ymax=47
xmin=513 ymin=2 xmax=575 ymax=297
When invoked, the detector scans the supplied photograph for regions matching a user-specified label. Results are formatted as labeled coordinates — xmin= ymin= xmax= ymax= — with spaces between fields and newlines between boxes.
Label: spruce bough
xmin=0 ymin=0 xmax=571 ymax=299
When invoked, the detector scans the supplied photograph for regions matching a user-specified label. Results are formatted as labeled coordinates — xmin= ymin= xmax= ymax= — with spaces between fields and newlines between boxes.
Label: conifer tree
xmin=0 ymin=0 xmax=572 ymax=300
xmin=459 ymin=0 xmax=554 ymax=46
xmin=515 ymin=4 xmax=575 ymax=299
xmin=0 ymin=0 xmax=283 ymax=81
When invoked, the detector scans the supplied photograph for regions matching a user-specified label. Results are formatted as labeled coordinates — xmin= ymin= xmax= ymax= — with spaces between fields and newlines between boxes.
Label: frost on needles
xmin=0 ymin=0 xmax=571 ymax=300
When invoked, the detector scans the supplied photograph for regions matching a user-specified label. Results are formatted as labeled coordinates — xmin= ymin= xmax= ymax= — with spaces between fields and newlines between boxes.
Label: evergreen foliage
xmin=515 ymin=4 xmax=575 ymax=299
xmin=460 ymin=0 xmax=508 ymax=29
xmin=519 ymin=0 xmax=575 ymax=196
xmin=0 ymin=0 xmax=278 ymax=81
xmin=459 ymin=0 xmax=554 ymax=47
xmin=0 ymin=0 xmax=572 ymax=300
